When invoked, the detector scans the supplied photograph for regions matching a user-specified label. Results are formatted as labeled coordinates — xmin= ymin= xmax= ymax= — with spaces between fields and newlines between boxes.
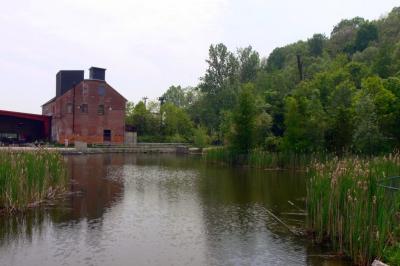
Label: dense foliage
xmin=127 ymin=7 xmax=400 ymax=154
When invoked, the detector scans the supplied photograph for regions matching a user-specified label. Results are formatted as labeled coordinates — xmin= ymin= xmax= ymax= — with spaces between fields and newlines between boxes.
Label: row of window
xmin=82 ymin=85 xmax=106 ymax=96
xmin=66 ymin=104 xmax=105 ymax=115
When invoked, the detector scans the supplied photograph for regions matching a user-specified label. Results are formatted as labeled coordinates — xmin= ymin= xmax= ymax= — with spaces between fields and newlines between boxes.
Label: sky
xmin=0 ymin=0 xmax=398 ymax=114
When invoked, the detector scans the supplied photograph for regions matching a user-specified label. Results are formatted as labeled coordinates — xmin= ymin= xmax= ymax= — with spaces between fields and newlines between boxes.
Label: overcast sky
xmin=0 ymin=0 xmax=398 ymax=114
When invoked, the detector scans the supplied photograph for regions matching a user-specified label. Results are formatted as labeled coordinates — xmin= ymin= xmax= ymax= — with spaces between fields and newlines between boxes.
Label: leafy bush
xmin=193 ymin=127 xmax=209 ymax=149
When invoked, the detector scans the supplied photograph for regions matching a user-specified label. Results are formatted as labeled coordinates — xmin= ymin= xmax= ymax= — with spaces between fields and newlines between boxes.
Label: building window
xmin=98 ymin=85 xmax=105 ymax=96
xmin=98 ymin=104 xmax=105 ymax=115
xmin=81 ymin=104 xmax=88 ymax=113
xmin=66 ymin=103 xmax=73 ymax=114
xmin=82 ymin=85 xmax=89 ymax=96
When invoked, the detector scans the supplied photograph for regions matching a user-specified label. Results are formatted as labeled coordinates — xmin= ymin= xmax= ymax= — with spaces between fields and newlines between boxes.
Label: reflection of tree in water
xmin=197 ymin=166 xmax=306 ymax=213
xmin=196 ymin=166 xmax=308 ymax=265
xmin=123 ymin=153 xmax=202 ymax=170
xmin=0 ymin=154 xmax=125 ymax=246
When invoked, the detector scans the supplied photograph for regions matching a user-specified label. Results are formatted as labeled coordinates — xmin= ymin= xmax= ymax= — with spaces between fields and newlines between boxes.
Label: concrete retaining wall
xmin=0 ymin=143 xmax=190 ymax=155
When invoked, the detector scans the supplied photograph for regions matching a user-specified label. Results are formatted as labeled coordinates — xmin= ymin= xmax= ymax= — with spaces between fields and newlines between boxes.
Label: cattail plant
xmin=307 ymin=154 xmax=400 ymax=265
xmin=0 ymin=149 xmax=67 ymax=212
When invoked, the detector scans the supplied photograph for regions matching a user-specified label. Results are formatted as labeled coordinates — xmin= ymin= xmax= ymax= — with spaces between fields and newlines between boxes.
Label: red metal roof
xmin=0 ymin=109 xmax=50 ymax=121
xmin=0 ymin=110 xmax=51 ymax=139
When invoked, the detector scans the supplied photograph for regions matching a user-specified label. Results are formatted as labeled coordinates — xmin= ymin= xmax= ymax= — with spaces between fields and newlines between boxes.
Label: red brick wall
xmin=43 ymin=80 xmax=126 ymax=144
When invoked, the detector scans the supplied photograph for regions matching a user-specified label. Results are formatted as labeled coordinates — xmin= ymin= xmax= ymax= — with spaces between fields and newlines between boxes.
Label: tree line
xmin=126 ymin=6 xmax=400 ymax=154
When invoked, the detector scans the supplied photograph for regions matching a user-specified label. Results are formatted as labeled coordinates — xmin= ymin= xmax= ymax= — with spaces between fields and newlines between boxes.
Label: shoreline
xmin=0 ymin=145 xmax=200 ymax=155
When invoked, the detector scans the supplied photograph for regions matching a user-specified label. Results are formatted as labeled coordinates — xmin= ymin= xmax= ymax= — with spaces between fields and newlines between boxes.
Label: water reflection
xmin=0 ymin=154 xmax=350 ymax=266
xmin=65 ymin=154 xmax=125 ymax=221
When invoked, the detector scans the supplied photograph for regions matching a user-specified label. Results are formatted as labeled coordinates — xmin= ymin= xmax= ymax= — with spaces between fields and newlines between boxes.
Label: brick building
xmin=42 ymin=67 xmax=127 ymax=144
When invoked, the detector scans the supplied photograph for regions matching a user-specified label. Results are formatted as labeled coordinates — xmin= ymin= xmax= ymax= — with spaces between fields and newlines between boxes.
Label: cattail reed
xmin=0 ymin=149 xmax=67 ymax=212
xmin=307 ymin=154 xmax=400 ymax=265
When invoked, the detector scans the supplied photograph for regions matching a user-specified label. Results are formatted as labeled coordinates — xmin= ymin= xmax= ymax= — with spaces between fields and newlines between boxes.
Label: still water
xmin=0 ymin=154 xmax=349 ymax=266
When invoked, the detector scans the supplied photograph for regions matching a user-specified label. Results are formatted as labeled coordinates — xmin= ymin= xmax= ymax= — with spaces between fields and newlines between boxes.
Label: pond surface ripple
xmin=0 ymin=154 xmax=350 ymax=266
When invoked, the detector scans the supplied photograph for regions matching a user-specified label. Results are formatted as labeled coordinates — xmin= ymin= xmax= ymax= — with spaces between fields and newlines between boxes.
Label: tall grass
xmin=204 ymin=147 xmax=330 ymax=169
xmin=307 ymin=154 xmax=400 ymax=265
xmin=0 ymin=149 xmax=67 ymax=212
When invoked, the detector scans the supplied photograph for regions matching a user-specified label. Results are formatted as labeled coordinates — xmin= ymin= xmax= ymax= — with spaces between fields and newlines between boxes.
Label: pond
xmin=0 ymin=154 xmax=350 ymax=266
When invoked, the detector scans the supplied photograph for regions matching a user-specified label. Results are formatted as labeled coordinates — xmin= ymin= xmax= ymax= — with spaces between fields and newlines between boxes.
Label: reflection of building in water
xmin=66 ymin=154 xmax=125 ymax=221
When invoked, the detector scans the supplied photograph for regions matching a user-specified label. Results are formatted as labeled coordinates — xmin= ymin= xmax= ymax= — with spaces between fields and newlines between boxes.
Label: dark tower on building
xmin=56 ymin=70 xmax=84 ymax=97
xmin=89 ymin=67 xmax=106 ymax=81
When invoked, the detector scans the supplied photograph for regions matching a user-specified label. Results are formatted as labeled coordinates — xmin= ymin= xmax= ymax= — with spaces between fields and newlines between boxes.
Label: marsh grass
xmin=206 ymin=148 xmax=400 ymax=264
xmin=307 ymin=154 xmax=400 ymax=265
xmin=0 ymin=149 xmax=67 ymax=212
xmin=204 ymin=147 xmax=329 ymax=169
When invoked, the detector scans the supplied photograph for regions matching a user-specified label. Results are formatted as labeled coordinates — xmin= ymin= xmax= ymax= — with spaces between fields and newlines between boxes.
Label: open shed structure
xmin=0 ymin=110 xmax=50 ymax=143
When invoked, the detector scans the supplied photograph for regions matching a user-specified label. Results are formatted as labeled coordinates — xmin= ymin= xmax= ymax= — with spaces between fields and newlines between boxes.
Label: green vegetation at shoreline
xmin=205 ymin=148 xmax=400 ymax=265
xmin=307 ymin=154 xmax=400 ymax=265
xmin=204 ymin=147 xmax=329 ymax=170
xmin=0 ymin=150 xmax=67 ymax=212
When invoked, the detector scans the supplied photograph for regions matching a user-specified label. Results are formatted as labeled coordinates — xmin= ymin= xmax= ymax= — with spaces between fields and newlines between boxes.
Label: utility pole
xmin=158 ymin=96 xmax=165 ymax=134
xmin=158 ymin=96 xmax=165 ymax=106
xmin=142 ymin=96 xmax=148 ymax=107
xmin=72 ymin=84 xmax=76 ymax=134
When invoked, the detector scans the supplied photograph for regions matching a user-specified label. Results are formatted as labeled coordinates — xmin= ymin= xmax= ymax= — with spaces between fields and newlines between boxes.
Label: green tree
xmin=282 ymin=97 xmax=304 ymax=152
xmin=199 ymin=43 xmax=240 ymax=132
xmin=329 ymin=17 xmax=365 ymax=54
xmin=308 ymin=33 xmax=327 ymax=57
xmin=384 ymin=77 xmax=400 ymax=145
xmin=161 ymin=103 xmax=193 ymax=141
xmin=361 ymin=76 xmax=396 ymax=135
xmin=162 ymin=85 xmax=187 ymax=108
xmin=132 ymin=101 xmax=148 ymax=135
xmin=200 ymin=43 xmax=239 ymax=95
xmin=254 ymin=111 xmax=272 ymax=148
xmin=376 ymin=7 xmax=400 ymax=44
xmin=373 ymin=45 xmax=394 ymax=78
xmin=266 ymin=47 xmax=286 ymax=71
xmin=345 ymin=62 xmax=369 ymax=89
xmin=125 ymin=101 xmax=135 ymax=125
xmin=237 ymin=46 xmax=260 ymax=83
xmin=255 ymin=71 xmax=295 ymax=136
xmin=325 ymin=81 xmax=355 ymax=153
xmin=283 ymin=81 xmax=326 ymax=152
xmin=352 ymin=93 xmax=384 ymax=154
xmin=354 ymin=22 xmax=378 ymax=52
xmin=229 ymin=84 xmax=257 ymax=154
xmin=352 ymin=46 xmax=379 ymax=65
xmin=128 ymin=101 xmax=158 ymax=136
